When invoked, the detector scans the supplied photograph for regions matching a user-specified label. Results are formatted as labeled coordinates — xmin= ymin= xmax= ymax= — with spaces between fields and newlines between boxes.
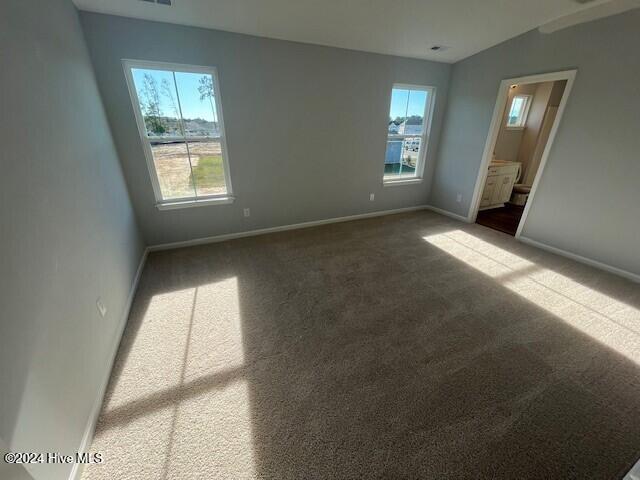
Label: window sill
xmin=383 ymin=177 xmax=423 ymax=187
xmin=156 ymin=196 xmax=235 ymax=210
xmin=505 ymin=126 xmax=525 ymax=130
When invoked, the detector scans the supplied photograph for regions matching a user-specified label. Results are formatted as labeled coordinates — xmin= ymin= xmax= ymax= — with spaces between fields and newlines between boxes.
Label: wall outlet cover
xmin=243 ymin=208 xmax=250 ymax=217
xmin=369 ymin=193 xmax=375 ymax=201
xmin=96 ymin=297 xmax=107 ymax=318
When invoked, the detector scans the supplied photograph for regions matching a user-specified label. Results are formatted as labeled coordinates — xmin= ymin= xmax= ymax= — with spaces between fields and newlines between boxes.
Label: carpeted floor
xmin=82 ymin=211 xmax=640 ymax=480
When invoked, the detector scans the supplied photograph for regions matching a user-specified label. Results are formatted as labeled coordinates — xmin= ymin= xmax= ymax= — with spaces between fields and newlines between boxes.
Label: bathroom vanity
xmin=479 ymin=160 xmax=521 ymax=210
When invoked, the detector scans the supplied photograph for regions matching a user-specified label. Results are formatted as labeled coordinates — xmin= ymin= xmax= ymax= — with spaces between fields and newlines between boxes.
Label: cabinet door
xmin=490 ymin=175 xmax=504 ymax=205
xmin=481 ymin=177 xmax=497 ymax=207
xmin=498 ymin=173 xmax=516 ymax=203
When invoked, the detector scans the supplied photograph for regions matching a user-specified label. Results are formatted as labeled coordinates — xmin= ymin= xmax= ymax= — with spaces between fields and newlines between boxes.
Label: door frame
xmin=467 ymin=69 xmax=577 ymax=238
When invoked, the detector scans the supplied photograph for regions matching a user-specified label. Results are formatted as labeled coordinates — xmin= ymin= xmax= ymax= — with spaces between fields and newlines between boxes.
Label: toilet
xmin=510 ymin=184 xmax=531 ymax=206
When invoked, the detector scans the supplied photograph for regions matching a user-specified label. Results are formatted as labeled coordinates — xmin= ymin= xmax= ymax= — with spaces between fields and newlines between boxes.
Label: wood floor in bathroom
xmin=476 ymin=203 xmax=525 ymax=236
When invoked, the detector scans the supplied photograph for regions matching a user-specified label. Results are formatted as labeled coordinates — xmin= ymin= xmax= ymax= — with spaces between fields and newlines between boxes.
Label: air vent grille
xmin=139 ymin=0 xmax=172 ymax=6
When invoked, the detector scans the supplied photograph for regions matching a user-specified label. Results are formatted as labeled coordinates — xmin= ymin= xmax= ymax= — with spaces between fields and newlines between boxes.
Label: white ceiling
xmin=73 ymin=0 xmax=620 ymax=63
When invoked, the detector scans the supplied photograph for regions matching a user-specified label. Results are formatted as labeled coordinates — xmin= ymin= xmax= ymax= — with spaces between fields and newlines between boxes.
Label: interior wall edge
xmin=518 ymin=236 xmax=640 ymax=283
xmin=428 ymin=9 xmax=640 ymax=278
xmin=78 ymin=11 xmax=451 ymax=246
xmin=1 ymin=2 xmax=146 ymax=479
xmin=67 ymin=249 xmax=149 ymax=480
xmin=147 ymin=205 xmax=430 ymax=251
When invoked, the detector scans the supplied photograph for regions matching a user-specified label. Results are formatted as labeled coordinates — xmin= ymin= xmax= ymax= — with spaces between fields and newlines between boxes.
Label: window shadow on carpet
xmin=82 ymin=212 xmax=640 ymax=480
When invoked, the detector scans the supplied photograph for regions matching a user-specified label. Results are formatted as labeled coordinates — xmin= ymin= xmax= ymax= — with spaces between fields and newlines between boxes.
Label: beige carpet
xmin=82 ymin=211 xmax=640 ymax=479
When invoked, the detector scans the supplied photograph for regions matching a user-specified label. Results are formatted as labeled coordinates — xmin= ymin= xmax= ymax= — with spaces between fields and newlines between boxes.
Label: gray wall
xmin=0 ymin=438 xmax=33 ymax=480
xmin=79 ymin=13 xmax=451 ymax=246
xmin=429 ymin=11 xmax=640 ymax=275
xmin=0 ymin=2 xmax=144 ymax=479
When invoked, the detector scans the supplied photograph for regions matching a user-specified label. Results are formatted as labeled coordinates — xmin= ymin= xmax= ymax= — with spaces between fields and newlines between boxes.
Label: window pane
xmin=131 ymin=68 xmax=183 ymax=137
xmin=405 ymin=90 xmax=428 ymax=134
xmin=174 ymin=72 xmax=220 ymax=137
xmin=188 ymin=141 xmax=227 ymax=196
xmin=507 ymin=96 xmax=525 ymax=126
xmin=389 ymin=88 xmax=409 ymax=132
xmin=384 ymin=138 xmax=418 ymax=177
xmin=150 ymin=140 xmax=195 ymax=199
xmin=126 ymin=63 xmax=234 ymax=203
xmin=403 ymin=136 xmax=421 ymax=168
xmin=388 ymin=88 xmax=428 ymax=135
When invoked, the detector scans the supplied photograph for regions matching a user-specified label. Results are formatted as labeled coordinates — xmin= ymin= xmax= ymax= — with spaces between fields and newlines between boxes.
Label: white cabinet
xmin=481 ymin=176 xmax=497 ymax=207
xmin=479 ymin=162 xmax=520 ymax=209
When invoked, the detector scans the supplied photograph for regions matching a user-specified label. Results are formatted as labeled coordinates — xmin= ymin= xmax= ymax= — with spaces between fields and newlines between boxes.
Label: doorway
xmin=469 ymin=70 xmax=576 ymax=237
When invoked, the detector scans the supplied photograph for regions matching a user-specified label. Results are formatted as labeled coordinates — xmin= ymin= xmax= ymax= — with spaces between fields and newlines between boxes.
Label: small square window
xmin=506 ymin=94 xmax=532 ymax=128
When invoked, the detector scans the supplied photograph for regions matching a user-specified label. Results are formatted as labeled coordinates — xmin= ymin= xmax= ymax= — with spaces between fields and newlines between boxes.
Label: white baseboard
xmin=63 ymin=213 xmax=638 ymax=480
xmin=69 ymin=248 xmax=149 ymax=480
xmin=148 ymin=205 xmax=431 ymax=251
xmin=519 ymin=236 xmax=639 ymax=284
xmin=424 ymin=205 xmax=471 ymax=223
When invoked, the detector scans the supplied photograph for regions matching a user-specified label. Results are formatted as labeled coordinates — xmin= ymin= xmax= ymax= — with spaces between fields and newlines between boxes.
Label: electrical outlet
xmin=243 ymin=208 xmax=250 ymax=217
xmin=369 ymin=193 xmax=375 ymax=201
xmin=96 ymin=297 xmax=107 ymax=318
xmin=456 ymin=193 xmax=463 ymax=203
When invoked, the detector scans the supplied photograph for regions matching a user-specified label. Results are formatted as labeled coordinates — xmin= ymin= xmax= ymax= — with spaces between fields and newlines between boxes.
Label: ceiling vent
xmin=429 ymin=45 xmax=450 ymax=52
xmin=573 ymin=0 xmax=597 ymax=3
xmin=139 ymin=0 xmax=172 ymax=5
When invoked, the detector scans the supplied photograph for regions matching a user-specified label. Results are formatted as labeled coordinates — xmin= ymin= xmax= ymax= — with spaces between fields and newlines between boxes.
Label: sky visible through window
xmin=507 ymin=95 xmax=527 ymax=126
xmin=132 ymin=68 xmax=216 ymax=121
xmin=389 ymin=88 xmax=428 ymax=122
xmin=509 ymin=98 xmax=523 ymax=120
xmin=131 ymin=68 xmax=219 ymax=137
xmin=385 ymin=87 xmax=430 ymax=178
xmin=129 ymin=66 xmax=229 ymax=200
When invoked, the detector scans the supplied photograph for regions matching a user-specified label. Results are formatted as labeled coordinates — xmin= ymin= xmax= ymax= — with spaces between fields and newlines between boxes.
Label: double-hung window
xmin=123 ymin=60 xmax=233 ymax=209
xmin=384 ymin=84 xmax=435 ymax=184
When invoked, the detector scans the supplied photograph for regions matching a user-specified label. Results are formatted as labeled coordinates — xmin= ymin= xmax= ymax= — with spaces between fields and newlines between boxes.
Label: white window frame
xmin=122 ymin=59 xmax=234 ymax=210
xmin=383 ymin=83 xmax=436 ymax=186
xmin=505 ymin=94 xmax=532 ymax=129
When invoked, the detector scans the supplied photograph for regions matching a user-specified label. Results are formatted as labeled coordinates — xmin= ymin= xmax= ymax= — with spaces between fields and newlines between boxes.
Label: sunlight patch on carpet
xmin=423 ymin=230 xmax=640 ymax=364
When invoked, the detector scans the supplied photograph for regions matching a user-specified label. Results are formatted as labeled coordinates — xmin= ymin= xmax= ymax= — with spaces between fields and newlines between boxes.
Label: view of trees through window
xmin=130 ymin=66 xmax=229 ymax=201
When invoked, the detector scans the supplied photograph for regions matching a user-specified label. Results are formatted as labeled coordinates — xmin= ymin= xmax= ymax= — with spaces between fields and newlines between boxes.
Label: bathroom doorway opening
xmin=468 ymin=70 xmax=576 ymax=237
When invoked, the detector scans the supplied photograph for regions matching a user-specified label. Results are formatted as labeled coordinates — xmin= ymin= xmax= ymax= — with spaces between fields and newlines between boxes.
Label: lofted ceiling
xmin=73 ymin=0 xmax=626 ymax=63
